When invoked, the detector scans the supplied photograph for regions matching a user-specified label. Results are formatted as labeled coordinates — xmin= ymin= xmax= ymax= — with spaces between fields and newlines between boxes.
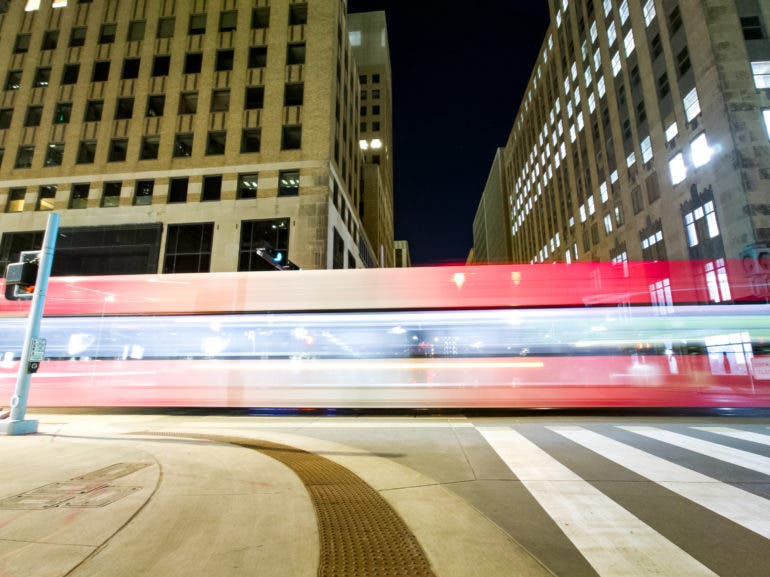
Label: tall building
xmin=500 ymin=0 xmax=769 ymax=285
xmin=471 ymin=148 xmax=511 ymax=263
xmin=0 ymin=0 xmax=376 ymax=275
xmin=348 ymin=11 xmax=394 ymax=267
xmin=393 ymin=239 xmax=411 ymax=267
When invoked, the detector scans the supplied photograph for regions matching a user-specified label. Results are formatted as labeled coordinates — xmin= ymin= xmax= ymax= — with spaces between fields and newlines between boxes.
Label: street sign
xmin=30 ymin=338 xmax=46 ymax=362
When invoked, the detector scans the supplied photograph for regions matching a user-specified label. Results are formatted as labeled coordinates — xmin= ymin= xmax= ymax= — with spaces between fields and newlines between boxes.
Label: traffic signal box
xmin=4 ymin=251 xmax=39 ymax=301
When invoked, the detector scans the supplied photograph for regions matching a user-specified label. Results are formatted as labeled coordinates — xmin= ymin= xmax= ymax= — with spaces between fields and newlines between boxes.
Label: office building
xmin=0 ymin=0 xmax=375 ymax=274
xmin=499 ymin=0 xmax=769 ymax=294
xmin=471 ymin=148 xmax=511 ymax=263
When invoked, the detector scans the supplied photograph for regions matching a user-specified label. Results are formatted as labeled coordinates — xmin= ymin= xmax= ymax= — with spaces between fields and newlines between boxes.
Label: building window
xmin=241 ymin=128 xmax=261 ymax=153
xmin=115 ymin=97 xmax=134 ymax=120
xmin=126 ymin=20 xmax=145 ymax=42
xmin=108 ymin=139 xmax=128 ymax=162
xmin=99 ymin=23 xmax=116 ymax=44
xmin=287 ymin=43 xmax=306 ymax=65
xmin=206 ymin=132 xmax=226 ymax=155
xmin=84 ymin=100 xmax=103 ymax=122
xmin=333 ymin=228 xmax=344 ymax=269
xmin=0 ymin=108 xmax=11 ymax=128
xmin=216 ymin=49 xmax=234 ymax=71
xmin=6 ymin=188 xmax=25 ymax=213
xmin=146 ymin=95 xmax=165 ymax=117
xmin=657 ymin=73 xmax=670 ymax=98
xmin=683 ymin=87 xmax=701 ymax=122
xmin=62 ymin=64 xmax=79 ymax=85
xmin=676 ymin=47 xmax=691 ymax=77
xmin=248 ymin=46 xmax=268 ymax=68
xmin=69 ymin=184 xmax=89 ymax=209
xmin=25 ymin=106 xmax=42 ymax=127
xmin=650 ymin=33 xmax=663 ymax=60
xmin=33 ymin=67 xmax=51 ymax=88
xmin=152 ymin=55 xmax=170 ymax=77
xmin=76 ymin=140 xmax=96 ymax=164
xmin=252 ymin=7 xmax=270 ymax=29
xmin=53 ymin=102 xmax=71 ymax=124
xmin=237 ymin=173 xmax=258 ymax=199
xmin=684 ymin=200 xmax=720 ymax=247
xmin=245 ymin=86 xmax=264 ymax=109
xmin=705 ymin=259 xmax=731 ymax=303
xmin=15 ymin=146 xmax=34 ymax=168
xmin=92 ymin=61 xmax=110 ymax=82
xmin=690 ymin=133 xmax=713 ymax=168
xmin=631 ymin=185 xmax=644 ymax=214
xmin=140 ymin=136 xmax=160 ymax=160
xmin=278 ymin=170 xmax=299 ymax=196
xmin=210 ymin=90 xmax=230 ymax=112
xmin=741 ymin=16 xmax=765 ymax=41
xmin=133 ymin=180 xmax=154 ymax=205
xmin=101 ymin=182 xmax=121 ymax=207
xmin=763 ymin=109 xmax=770 ymax=140
xmin=189 ymin=13 xmax=207 ymax=35
xmin=751 ymin=61 xmax=770 ymax=89
xmin=238 ymin=218 xmax=289 ymax=271
xmin=284 ymin=83 xmax=304 ymax=106
xmin=14 ymin=34 xmax=31 ymax=54
xmin=641 ymin=229 xmax=666 ymax=261
xmin=36 ymin=186 xmax=57 ymax=211
xmin=43 ymin=30 xmax=60 ymax=50
xmin=163 ymin=223 xmax=213 ymax=273
xmin=372 ymin=74 xmax=380 ymax=83
xmin=668 ymin=6 xmax=682 ymax=34
xmin=157 ymin=16 xmax=175 ymax=39
xmin=281 ymin=126 xmax=302 ymax=150
xmin=173 ymin=134 xmax=194 ymax=157
xmin=184 ymin=53 xmax=203 ymax=74
xmin=220 ymin=10 xmax=238 ymax=32
xmin=202 ymin=175 xmax=222 ymax=201
xmin=168 ymin=178 xmax=188 ymax=203
xmin=5 ymin=70 xmax=22 ymax=91
xmin=45 ymin=143 xmax=65 ymax=166
xmin=122 ymin=58 xmax=141 ymax=80
xmin=179 ymin=92 xmax=198 ymax=114
xmin=289 ymin=3 xmax=308 ymax=25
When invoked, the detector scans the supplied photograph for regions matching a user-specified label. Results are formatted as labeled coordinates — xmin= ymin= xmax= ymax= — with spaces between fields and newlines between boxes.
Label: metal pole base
xmin=0 ymin=419 xmax=38 ymax=435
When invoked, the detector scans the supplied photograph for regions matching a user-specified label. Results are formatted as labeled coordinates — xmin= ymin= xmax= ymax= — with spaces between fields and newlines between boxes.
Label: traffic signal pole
xmin=1 ymin=213 xmax=59 ymax=436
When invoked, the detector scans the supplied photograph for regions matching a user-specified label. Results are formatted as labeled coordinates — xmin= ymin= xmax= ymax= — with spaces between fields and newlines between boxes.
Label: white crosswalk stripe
xmin=691 ymin=426 xmax=770 ymax=446
xmin=478 ymin=427 xmax=719 ymax=577
xmin=551 ymin=426 xmax=770 ymax=539
xmin=619 ymin=426 xmax=770 ymax=475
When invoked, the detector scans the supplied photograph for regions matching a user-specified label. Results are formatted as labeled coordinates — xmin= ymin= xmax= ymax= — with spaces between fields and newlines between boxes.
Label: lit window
xmin=752 ymin=61 xmax=770 ymax=89
xmin=594 ymin=48 xmax=601 ymax=71
xmin=590 ymin=21 xmax=598 ymax=43
xmin=556 ymin=10 xmax=562 ymax=27
xmin=685 ymin=212 xmax=698 ymax=246
xmin=600 ymin=182 xmax=609 ymax=203
xmin=690 ymin=133 xmax=712 ymax=167
xmin=705 ymin=259 xmax=731 ymax=303
xmin=571 ymin=62 xmax=578 ymax=80
xmin=588 ymin=195 xmax=596 ymax=215
xmin=763 ymin=109 xmax=770 ymax=140
xmin=624 ymin=30 xmax=635 ymax=57
xmin=665 ymin=121 xmax=679 ymax=142
xmin=683 ymin=88 xmax=701 ymax=122
xmin=641 ymin=136 xmax=653 ymax=163
xmin=643 ymin=0 xmax=656 ymax=25
xmin=619 ymin=0 xmax=629 ymax=23
xmin=598 ymin=77 xmax=606 ymax=97
xmin=604 ymin=213 xmax=613 ymax=234
xmin=603 ymin=0 xmax=612 ymax=16
xmin=577 ymin=111 xmax=584 ymax=131
xmin=626 ymin=151 xmax=636 ymax=167
xmin=608 ymin=22 xmax=617 ymax=45
xmin=584 ymin=68 xmax=592 ymax=87
xmin=370 ymin=138 xmax=382 ymax=149
xmin=669 ymin=152 xmax=687 ymax=184
xmin=570 ymin=124 xmax=577 ymax=142
xmin=580 ymin=204 xmax=587 ymax=222
xmin=359 ymin=139 xmax=368 ymax=150
xmin=611 ymin=52 xmax=621 ymax=77
xmin=611 ymin=169 xmax=619 ymax=183
xmin=588 ymin=93 xmax=596 ymax=113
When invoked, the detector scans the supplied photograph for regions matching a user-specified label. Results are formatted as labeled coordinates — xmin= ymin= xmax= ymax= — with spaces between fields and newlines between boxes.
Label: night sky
xmin=347 ymin=2 xmax=551 ymax=265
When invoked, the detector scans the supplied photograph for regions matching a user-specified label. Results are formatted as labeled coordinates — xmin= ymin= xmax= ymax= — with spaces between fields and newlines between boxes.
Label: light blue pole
xmin=0 ymin=213 xmax=59 ymax=435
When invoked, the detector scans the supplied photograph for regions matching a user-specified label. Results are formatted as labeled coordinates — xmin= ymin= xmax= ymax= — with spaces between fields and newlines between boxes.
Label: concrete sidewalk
xmin=0 ymin=413 xmax=552 ymax=577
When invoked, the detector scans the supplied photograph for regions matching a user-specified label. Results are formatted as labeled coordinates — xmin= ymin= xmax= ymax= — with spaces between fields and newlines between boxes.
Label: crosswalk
xmin=478 ymin=424 xmax=770 ymax=577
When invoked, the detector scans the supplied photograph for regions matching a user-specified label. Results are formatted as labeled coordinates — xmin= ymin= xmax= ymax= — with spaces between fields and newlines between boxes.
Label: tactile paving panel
xmin=141 ymin=432 xmax=436 ymax=577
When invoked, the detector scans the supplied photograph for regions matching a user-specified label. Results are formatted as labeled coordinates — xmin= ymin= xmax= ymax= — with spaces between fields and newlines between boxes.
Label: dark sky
xmin=347 ymin=2 xmax=551 ymax=265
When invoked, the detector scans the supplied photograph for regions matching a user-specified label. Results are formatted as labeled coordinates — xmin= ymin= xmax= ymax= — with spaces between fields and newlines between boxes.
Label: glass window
xmin=1 ymin=109 xmax=13 ymax=129
xmin=69 ymin=184 xmax=89 ymax=209
xmin=690 ymin=133 xmax=712 ymax=167
xmin=133 ymin=180 xmax=154 ymax=205
xmin=76 ymin=140 xmax=97 ymax=164
xmin=751 ymin=61 xmax=770 ymax=89
xmin=127 ymin=20 xmax=146 ymax=42
xmin=163 ymin=223 xmax=213 ymax=273
xmin=14 ymin=34 xmax=31 ymax=54
xmin=45 ymin=143 xmax=64 ymax=166
xmin=115 ymin=97 xmax=134 ymax=120
xmin=37 ymin=186 xmax=57 ymax=211
xmin=15 ymin=146 xmax=34 ymax=168
xmin=241 ymin=128 xmax=261 ymax=153
xmin=122 ymin=58 xmax=140 ymax=79
xmin=157 ymin=17 xmax=175 ymax=39
xmin=184 ymin=53 xmax=203 ymax=74
xmin=33 ymin=68 xmax=51 ymax=88
xmin=6 ymin=188 xmax=26 ymax=213
xmin=683 ymin=87 xmax=701 ymax=122
xmin=53 ymin=102 xmax=72 ymax=124
xmin=278 ymin=170 xmax=299 ymax=196
xmin=189 ymin=13 xmax=207 ymax=35
xmin=741 ymin=16 xmax=765 ymax=41
xmin=289 ymin=3 xmax=307 ymax=25
xmin=210 ymin=90 xmax=230 ymax=112
xmin=286 ymin=43 xmax=306 ymax=65
xmin=99 ymin=23 xmax=117 ymax=44
xmin=178 ymin=92 xmax=198 ymax=114
xmin=284 ymin=83 xmax=304 ymax=106
xmin=248 ymin=46 xmax=267 ymax=68
xmin=238 ymin=218 xmax=290 ymax=271
xmin=202 ymin=175 xmax=222 ymax=201
xmin=763 ymin=109 xmax=770 ymax=140
xmin=252 ymin=7 xmax=270 ymax=29
xmin=70 ymin=27 xmax=88 ymax=47
xmin=281 ymin=126 xmax=302 ymax=150
xmin=5 ymin=70 xmax=22 ymax=91
xmin=62 ymin=64 xmax=79 ymax=85
xmin=101 ymin=182 xmax=121 ymax=207
xmin=669 ymin=152 xmax=687 ymax=184
xmin=245 ymin=86 xmax=264 ymax=109
xmin=173 ymin=134 xmax=194 ymax=157
xmin=25 ymin=106 xmax=43 ymax=127
xmin=216 ymin=49 xmax=234 ymax=71
xmin=220 ymin=10 xmax=237 ymax=32
xmin=92 ymin=61 xmax=110 ymax=82
xmin=168 ymin=178 xmax=188 ymax=203
xmin=237 ymin=173 xmax=258 ymax=199
xmin=42 ymin=30 xmax=60 ymax=50
xmin=140 ymin=136 xmax=160 ymax=160
xmin=146 ymin=95 xmax=165 ymax=117
xmin=108 ymin=138 xmax=128 ymax=162
xmin=84 ymin=100 xmax=103 ymax=122
xmin=206 ymin=132 xmax=226 ymax=155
